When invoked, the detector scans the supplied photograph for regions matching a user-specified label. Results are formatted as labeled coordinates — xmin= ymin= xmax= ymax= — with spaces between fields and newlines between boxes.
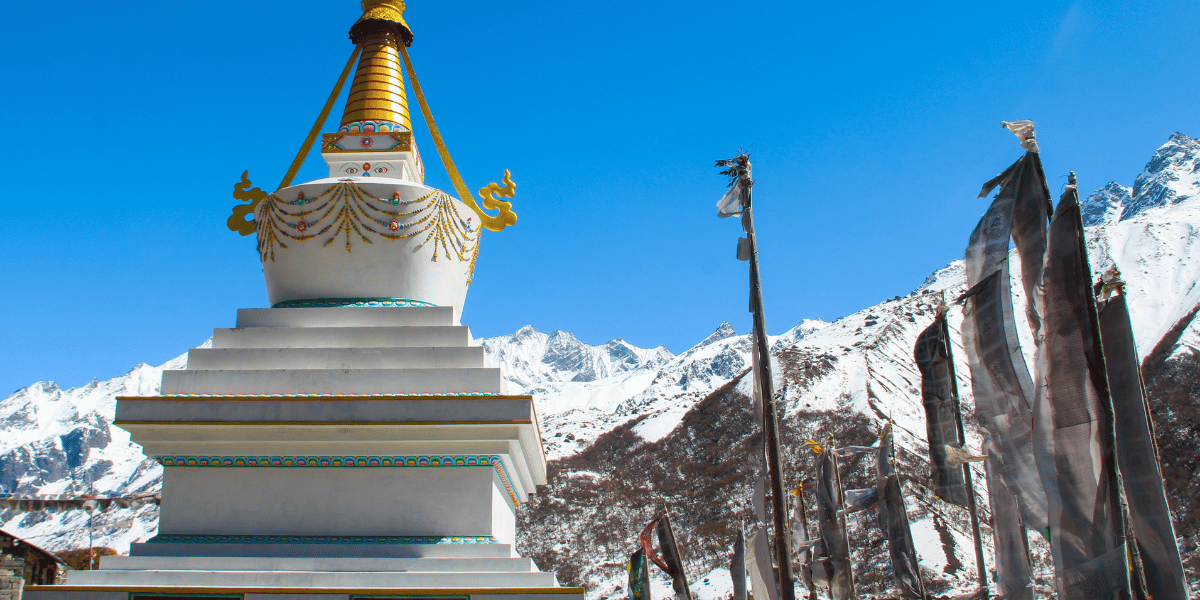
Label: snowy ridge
xmin=1081 ymin=133 xmax=1200 ymax=358
xmin=0 ymin=343 xmax=206 ymax=553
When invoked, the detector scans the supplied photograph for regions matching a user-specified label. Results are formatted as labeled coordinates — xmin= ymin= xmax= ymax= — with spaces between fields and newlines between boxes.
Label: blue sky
xmin=1 ymin=0 xmax=1198 ymax=394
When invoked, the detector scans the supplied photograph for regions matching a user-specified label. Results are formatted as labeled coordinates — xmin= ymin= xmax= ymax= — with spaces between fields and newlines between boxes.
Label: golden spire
xmin=340 ymin=0 xmax=414 ymax=133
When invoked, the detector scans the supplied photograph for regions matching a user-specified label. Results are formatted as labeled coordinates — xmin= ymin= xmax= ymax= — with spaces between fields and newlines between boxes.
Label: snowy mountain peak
xmin=1074 ymin=133 xmax=1200 ymax=227
xmin=699 ymin=322 xmax=738 ymax=346
xmin=481 ymin=325 xmax=674 ymax=391
xmin=1081 ymin=181 xmax=1132 ymax=226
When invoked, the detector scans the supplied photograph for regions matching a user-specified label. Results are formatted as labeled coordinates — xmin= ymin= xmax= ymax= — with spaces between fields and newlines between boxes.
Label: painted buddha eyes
xmin=343 ymin=164 xmax=390 ymax=176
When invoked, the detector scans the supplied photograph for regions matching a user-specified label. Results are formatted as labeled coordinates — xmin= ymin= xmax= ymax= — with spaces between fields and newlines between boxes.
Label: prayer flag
xmin=961 ymin=146 xmax=1052 ymax=532
xmin=1100 ymin=292 xmax=1189 ymax=600
xmin=1033 ymin=181 xmax=1130 ymax=600
xmin=914 ymin=314 xmax=972 ymax=506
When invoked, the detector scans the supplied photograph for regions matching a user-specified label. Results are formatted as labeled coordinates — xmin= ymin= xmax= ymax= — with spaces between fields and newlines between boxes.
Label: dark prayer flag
xmin=961 ymin=150 xmax=1052 ymax=532
xmin=732 ymin=529 xmax=748 ymax=600
xmin=1033 ymin=181 xmax=1130 ymax=600
xmin=875 ymin=423 xmax=927 ymax=599
xmin=914 ymin=313 xmax=971 ymax=506
xmin=815 ymin=448 xmax=853 ymax=600
xmin=1100 ymin=292 xmax=1190 ymax=600
xmin=983 ymin=435 xmax=1034 ymax=600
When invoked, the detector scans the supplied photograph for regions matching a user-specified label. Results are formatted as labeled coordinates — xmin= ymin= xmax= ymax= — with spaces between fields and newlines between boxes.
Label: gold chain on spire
xmin=399 ymin=45 xmax=517 ymax=232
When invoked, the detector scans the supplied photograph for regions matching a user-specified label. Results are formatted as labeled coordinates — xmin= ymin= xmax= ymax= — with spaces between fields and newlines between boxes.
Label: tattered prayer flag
xmin=1001 ymin=120 xmax=1040 ymax=154
xmin=961 ymin=147 xmax=1052 ymax=532
xmin=943 ymin=445 xmax=987 ymax=467
xmin=750 ymin=333 xmax=764 ymax=423
xmin=914 ymin=314 xmax=971 ymax=506
xmin=753 ymin=477 xmax=768 ymax=525
xmin=1034 ymin=181 xmax=1130 ymax=600
xmin=1100 ymin=293 xmax=1189 ymax=600
xmin=875 ymin=424 xmax=926 ymax=599
xmin=789 ymin=485 xmax=815 ymax=591
xmin=630 ymin=548 xmax=652 ymax=600
xmin=717 ymin=185 xmax=744 ymax=218
xmin=840 ymin=488 xmax=879 ymax=515
xmin=732 ymin=529 xmax=748 ymax=600
xmin=983 ymin=435 xmax=1034 ymax=600
xmin=815 ymin=449 xmax=853 ymax=600
xmin=832 ymin=446 xmax=876 ymax=458
xmin=657 ymin=513 xmax=696 ymax=600
xmin=716 ymin=157 xmax=752 ymax=218
xmin=747 ymin=527 xmax=780 ymax=600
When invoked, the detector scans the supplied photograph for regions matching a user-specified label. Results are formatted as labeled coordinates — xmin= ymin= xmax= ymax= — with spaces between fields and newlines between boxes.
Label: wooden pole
xmin=744 ymin=179 xmax=797 ymax=600
xmin=941 ymin=310 xmax=990 ymax=596
xmin=828 ymin=439 xmax=856 ymax=600
xmin=795 ymin=483 xmax=818 ymax=600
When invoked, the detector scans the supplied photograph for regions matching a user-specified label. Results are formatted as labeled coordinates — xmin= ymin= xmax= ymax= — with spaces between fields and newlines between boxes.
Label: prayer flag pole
xmin=716 ymin=154 xmax=797 ymax=600
xmin=939 ymin=303 xmax=990 ymax=596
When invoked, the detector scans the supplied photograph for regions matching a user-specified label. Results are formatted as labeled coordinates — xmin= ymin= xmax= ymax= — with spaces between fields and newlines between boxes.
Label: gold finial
xmin=357 ymin=0 xmax=411 ymax=37
xmin=341 ymin=0 xmax=414 ymax=133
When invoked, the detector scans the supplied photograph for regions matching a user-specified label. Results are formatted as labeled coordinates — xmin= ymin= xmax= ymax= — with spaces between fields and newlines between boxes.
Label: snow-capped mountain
xmin=483 ymin=326 xmax=674 ymax=394
xmin=3 ymin=133 xmax=1199 ymax=598
xmin=0 ymin=351 xmax=196 ymax=554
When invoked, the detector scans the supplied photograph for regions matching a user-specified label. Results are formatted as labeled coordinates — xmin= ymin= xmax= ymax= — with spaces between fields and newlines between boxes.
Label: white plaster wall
xmin=260 ymin=178 xmax=477 ymax=322
xmin=159 ymin=467 xmax=502 ymax=537
xmin=492 ymin=474 xmax=517 ymax=548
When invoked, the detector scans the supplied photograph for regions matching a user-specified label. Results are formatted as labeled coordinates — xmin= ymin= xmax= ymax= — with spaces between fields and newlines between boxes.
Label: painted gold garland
xmin=254 ymin=181 xmax=477 ymax=263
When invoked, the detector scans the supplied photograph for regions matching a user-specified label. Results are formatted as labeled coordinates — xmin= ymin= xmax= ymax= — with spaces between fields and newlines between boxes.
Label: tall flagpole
xmin=940 ymin=305 xmax=990 ymax=596
xmin=742 ymin=161 xmax=797 ymax=600
xmin=717 ymin=154 xmax=796 ymax=600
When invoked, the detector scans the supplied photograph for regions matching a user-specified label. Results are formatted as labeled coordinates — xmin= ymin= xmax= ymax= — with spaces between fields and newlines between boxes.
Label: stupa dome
xmin=229 ymin=0 xmax=515 ymax=323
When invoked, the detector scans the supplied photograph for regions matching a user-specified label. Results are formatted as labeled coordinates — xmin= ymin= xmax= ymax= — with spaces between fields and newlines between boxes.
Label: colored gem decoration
xmin=271 ymin=297 xmax=436 ymax=309
xmin=296 ymin=192 xmax=306 ymax=206
xmin=388 ymin=219 xmax=401 ymax=231
xmin=360 ymin=136 xmax=373 ymax=148
xmin=362 ymin=162 xmax=371 ymax=170
xmin=296 ymin=220 xmax=307 ymax=232
xmin=339 ymin=120 xmax=404 ymax=134
xmin=391 ymin=191 xmax=401 ymax=206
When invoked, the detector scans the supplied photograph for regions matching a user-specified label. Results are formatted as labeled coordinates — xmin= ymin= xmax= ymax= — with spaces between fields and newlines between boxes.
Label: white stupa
xmin=25 ymin=2 xmax=577 ymax=598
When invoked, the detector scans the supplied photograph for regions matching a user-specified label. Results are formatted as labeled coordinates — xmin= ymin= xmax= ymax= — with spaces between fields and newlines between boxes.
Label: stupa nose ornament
xmin=225 ymin=0 xmax=517 ymax=323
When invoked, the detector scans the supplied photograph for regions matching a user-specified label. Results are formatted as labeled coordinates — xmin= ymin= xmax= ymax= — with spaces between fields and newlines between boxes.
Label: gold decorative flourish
xmin=253 ymin=181 xmax=477 ymax=263
xmin=475 ymin=170 xmax=518 ymax=230
xmin=227 ymin=171 xmax=268 ymax=236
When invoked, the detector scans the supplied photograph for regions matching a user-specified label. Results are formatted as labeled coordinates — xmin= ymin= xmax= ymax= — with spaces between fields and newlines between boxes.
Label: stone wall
xmin=0 ymin=555 xmax=23 ymax=600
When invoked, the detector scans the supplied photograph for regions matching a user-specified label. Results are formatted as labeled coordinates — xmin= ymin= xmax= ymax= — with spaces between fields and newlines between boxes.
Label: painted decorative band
xmin=155 ymin=455 xmax=521 ymax=505
xmin=147 ymin=534 xmax=497 ymax=545
xmin=157 ymin=455 xmax=500 ymax=468
xmin=271 ymin=297 xmax=436 ymax=309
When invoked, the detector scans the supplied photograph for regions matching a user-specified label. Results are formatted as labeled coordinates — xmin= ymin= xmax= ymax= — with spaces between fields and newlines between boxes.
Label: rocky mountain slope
xmin=3 ymin=133 xmax=1199 ymax=598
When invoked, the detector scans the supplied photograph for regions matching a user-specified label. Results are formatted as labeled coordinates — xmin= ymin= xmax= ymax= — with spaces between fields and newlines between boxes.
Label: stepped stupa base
xmin=23 ymin=304 xmax=575 ymax=600
xmin=26 ymin=552 xmax=583 ymax=599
